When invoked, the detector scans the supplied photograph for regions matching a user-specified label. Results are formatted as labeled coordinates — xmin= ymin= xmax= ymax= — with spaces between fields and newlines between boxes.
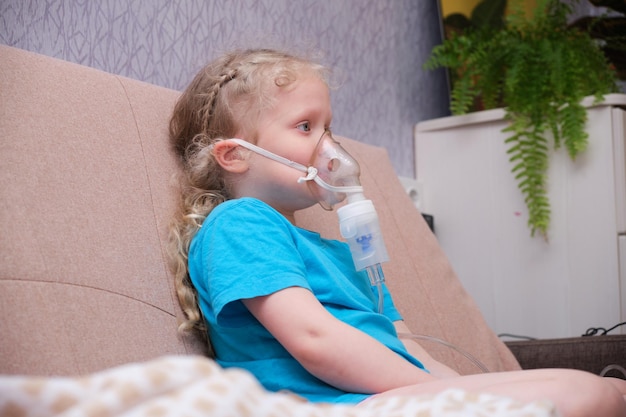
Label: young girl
xmin=168 ymin=48 xmax=626 ymax=416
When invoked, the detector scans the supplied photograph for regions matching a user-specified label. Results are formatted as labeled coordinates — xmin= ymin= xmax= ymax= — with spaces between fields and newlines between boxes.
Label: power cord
xmin=582 ymin=321 xmax=626 ymax=337
xmin=496 ymin=321 xmax=626 ymax=340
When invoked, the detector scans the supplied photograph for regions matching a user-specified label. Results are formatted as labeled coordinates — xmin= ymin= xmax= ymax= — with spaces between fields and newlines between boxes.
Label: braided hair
xmin=167 ymin=49 xmax=329 ymax=356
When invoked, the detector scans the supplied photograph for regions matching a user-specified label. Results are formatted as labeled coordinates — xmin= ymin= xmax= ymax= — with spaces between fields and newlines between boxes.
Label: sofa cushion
xmin=0 ymin=45 xmax=205 ymax=375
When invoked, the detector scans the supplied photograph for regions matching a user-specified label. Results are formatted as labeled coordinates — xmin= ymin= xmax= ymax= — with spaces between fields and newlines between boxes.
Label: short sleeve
xmin=190 ymin=199 xmax=312 ymax=327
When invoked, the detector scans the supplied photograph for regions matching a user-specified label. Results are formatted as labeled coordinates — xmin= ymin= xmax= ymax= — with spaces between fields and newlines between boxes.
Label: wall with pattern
xmin=0 ymin=0 xmax=450 ymax=178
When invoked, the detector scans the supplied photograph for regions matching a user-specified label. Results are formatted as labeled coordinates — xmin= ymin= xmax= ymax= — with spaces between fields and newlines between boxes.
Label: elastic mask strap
xmin=223 ymin=138 xmax=364 ymax=194
xmin=225 ymin=138 xmax=309 ymax=176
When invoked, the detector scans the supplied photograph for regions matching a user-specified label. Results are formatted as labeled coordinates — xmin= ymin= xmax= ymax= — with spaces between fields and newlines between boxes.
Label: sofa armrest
xmin=505 ymin=335 xmax=626 ymax=379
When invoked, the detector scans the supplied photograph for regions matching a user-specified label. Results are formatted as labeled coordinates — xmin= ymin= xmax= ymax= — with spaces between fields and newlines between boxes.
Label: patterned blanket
xmin=0 ymin=355 xmax=559 ymax=417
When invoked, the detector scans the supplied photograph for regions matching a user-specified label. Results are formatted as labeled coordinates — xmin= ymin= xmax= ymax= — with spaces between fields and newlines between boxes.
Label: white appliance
xmin=414 ymin=94 xmax=626 ymax=339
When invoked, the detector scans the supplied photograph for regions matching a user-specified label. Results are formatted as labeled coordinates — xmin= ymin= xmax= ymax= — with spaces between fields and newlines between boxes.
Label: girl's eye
xmin=296 ymin=122 xmax=311 ymax=132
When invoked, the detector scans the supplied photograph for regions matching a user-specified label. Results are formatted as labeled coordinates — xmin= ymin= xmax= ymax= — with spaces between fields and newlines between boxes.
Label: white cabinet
xmin=414 ymin=94 xmax=626 ymax=339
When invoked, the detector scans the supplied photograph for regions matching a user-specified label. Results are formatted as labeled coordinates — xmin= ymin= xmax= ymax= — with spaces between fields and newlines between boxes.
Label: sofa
xmin=0 ymin=45 xmax=565 ymax=416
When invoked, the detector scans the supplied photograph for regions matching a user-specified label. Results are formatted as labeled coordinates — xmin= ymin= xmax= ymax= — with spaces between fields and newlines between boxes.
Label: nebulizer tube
xmin=368 ymin=264 xmax=385 ymax=315
xmin=399 ymin=333 xmax=490 ymax=373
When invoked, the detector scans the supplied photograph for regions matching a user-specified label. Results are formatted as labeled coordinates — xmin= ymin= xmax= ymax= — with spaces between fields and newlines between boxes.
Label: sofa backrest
xmin=0 ymin=45 xmax=520 ymax=376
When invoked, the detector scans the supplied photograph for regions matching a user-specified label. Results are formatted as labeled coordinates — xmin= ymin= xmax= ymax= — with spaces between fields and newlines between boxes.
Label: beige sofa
xmin=1 ymin=45 xmax=544 ymax=415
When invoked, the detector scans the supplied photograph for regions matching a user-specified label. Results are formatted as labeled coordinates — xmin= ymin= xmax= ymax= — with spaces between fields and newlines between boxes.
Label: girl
xmin=168 ymin=48 xmax=626 ymax=416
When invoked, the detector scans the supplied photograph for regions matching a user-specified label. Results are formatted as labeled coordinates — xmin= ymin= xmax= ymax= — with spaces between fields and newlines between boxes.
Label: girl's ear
xmin=212 ymin=141 xmax=250 ymax=173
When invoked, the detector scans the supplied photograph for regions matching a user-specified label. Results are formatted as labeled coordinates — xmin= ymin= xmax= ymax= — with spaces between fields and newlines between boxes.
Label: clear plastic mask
xmin=306 ymin=129 xmax=363 ymax=209
xmin=221 ymin=129 xmax=363 ymax=210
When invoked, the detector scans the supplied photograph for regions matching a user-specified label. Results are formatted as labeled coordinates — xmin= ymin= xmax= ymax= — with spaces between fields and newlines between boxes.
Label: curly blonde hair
xmin=168 ymin=48 xmax=329 ymax=356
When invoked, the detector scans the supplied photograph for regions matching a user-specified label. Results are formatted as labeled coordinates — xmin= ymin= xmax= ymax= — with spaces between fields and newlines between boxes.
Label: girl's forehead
xmin=269 ymin=77 xmax=329 ymax=110
xmin=272 ymin=74 xmax=328 ymax=97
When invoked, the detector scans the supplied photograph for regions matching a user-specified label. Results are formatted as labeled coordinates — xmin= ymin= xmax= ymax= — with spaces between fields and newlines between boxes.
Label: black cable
xmin=583 ymin=321 xmax=626 ymax=336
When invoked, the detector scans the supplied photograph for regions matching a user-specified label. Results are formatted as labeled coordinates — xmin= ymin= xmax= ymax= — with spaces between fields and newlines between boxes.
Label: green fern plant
xmin=425 ymin=0 xmax=617 ymax=238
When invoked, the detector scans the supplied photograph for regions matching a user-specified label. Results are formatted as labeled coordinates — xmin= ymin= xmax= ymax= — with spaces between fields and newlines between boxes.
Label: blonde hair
xmin=168 ymin=48 xmax=329 ymax=356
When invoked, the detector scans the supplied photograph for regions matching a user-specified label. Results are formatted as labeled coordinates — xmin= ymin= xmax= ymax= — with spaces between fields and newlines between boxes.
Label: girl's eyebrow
xmin=292 ymin=106 xmax=329 ymax=123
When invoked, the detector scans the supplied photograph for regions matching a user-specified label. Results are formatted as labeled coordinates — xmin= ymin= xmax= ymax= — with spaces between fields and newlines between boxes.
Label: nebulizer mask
xmin=226 ymin=130 xmax=389 ymax=295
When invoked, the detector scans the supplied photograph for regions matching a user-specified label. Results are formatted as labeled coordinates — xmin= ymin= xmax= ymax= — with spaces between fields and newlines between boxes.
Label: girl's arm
xmin=393 ymin=320 xmax=460 ymax=378
xmin=242 ymin=286 xmax=436 ymax=394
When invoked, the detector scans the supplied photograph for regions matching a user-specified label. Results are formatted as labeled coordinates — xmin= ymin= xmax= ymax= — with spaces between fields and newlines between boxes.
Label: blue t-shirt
xmin=188 ymin=198 xmax=426 ymax=403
